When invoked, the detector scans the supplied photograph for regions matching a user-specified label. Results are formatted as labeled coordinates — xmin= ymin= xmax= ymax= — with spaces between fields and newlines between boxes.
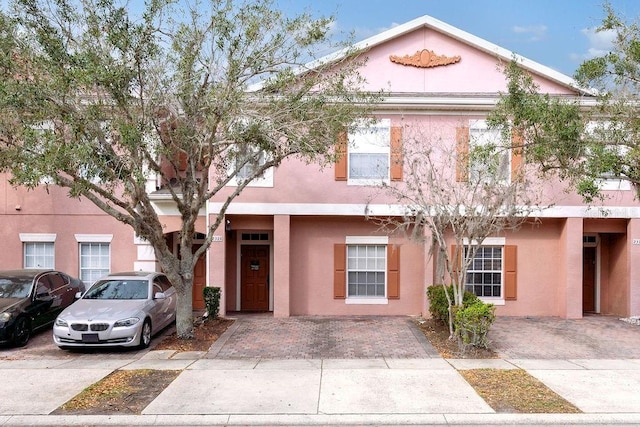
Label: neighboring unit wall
xmin=602 ymin=233 xmax=628 ymax=316
xmin=0 ymin=184 xmax=137 ymax=278
xmin=288 ymin=216 xmax=425 ymax=316
xmin=493 ymin=219 xmax=564 ymax=317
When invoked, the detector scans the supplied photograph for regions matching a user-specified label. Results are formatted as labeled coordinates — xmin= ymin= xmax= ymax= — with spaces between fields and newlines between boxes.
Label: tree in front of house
xmin=379 ymin=122 xmax=547 ymax=339
xmin=490 ymin=5 xmax=640 ymax=204
xmin=0 ymin=0 xmax=378 ymax=338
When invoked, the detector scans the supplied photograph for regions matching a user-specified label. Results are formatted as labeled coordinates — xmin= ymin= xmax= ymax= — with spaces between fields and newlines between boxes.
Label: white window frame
xmin=585 ymin=121 xmax=632 ymax=191
xmin=469 ymin=120 xmax=511 ymax=185
xmin=463 ymin=237 xmax=505 ymax=305
xmin=76 ymin=234 xmax=113 ymax=285
xmin=347 ymin=119 xmax=391 ymax=186
xmin=345 ymin=236 xmax=389 ymax=305
xmin=20 ymin=233 xmax=56 ymax=269
xmin=227 ymin=148 xmax=274 ymax=188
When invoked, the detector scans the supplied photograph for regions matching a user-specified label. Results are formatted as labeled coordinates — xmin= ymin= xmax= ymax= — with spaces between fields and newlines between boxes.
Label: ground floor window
xmin=465 ymin=246 xmax=503 ymax=298
xmin=24 ymin=242 xmax=55 ymax=269
xmin=347 ymin=244 xmax=386 ymax=297
xmin=79 ymin=242 xmax=110 ymax=284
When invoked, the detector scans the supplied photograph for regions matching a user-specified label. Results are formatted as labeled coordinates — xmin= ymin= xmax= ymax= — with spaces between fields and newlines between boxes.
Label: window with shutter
xmin=334 ymin=119 xmax=403 ymax=184
xmin=334 ymin=237 xmax=399 ymax=304
xmin=457 ymin=121 xmax=523 ymax=184
xmin=451 ymin=238 xmax=516 ymax=303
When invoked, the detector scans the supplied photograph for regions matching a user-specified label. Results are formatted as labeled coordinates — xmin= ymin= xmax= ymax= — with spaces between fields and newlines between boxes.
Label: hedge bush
xmin=426 ymin=284 xmax=479 ymax=325
xmin=454 ymin=300 xmax=496 ymax=349
xmin=203 ymin=286 xmax=221 ymax=319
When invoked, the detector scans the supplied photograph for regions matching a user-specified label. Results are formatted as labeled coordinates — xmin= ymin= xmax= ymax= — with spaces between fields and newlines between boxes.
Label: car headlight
xmin=55 ymin=318 xmax=68 ymax=327
xmin=114 ymin=317 xmax=140 ymax=328
xmin=0 ymin=312 xmax=11 ymax=323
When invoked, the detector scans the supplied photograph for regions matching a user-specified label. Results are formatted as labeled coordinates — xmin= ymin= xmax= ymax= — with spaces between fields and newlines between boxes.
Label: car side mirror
xmin=154 ymin=292 xmax=166 ymax=300
xmin=36 ymin=291 xmax=51 ymax=300
xmin=75 ymin=291 xmax=82 ymax=299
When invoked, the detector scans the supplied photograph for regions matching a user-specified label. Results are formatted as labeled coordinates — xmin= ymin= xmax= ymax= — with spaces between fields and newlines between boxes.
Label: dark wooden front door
xmin=241 ymin=245 xmax=270 ymax=311
xmin=583 ymin=247 xmax=596 ymax=312
xmin=192 ymin=245 xmax=206 ymax=310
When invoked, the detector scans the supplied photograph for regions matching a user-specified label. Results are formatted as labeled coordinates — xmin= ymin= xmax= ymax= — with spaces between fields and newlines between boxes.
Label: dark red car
xmin=0 ymin=269 xmax=85 ymax=346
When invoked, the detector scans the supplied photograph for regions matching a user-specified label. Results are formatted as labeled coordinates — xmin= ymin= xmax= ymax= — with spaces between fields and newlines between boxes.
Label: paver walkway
xmin=490 ymin=314 xmax=640 ymax=359
xmin=207 ymin=314 xmax=439 ymax=359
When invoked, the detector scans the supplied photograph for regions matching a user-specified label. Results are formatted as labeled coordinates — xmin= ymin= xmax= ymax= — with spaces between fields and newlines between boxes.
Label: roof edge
xmin=310 ymin=14 xmax=596 ymax=96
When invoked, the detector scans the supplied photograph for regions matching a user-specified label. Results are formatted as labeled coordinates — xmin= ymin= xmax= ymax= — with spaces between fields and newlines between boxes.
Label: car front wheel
xmin=139 ymin=319 xmax=152 ymax=349
xmin=12 ymin=316 xmax=31 ymax=347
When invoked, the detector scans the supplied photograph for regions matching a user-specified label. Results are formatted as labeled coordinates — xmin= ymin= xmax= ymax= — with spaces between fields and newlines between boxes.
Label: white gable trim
xmin=267 ymin=14 xmax=594 ymax=96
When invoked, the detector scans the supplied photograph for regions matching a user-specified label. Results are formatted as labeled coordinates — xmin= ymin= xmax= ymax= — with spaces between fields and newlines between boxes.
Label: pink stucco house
xmin=2 ymin=15 xmax=639 ymax=320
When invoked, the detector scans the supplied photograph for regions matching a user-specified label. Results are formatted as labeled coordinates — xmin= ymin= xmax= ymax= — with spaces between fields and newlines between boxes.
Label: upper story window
xmin=227 ymin=148 xmax=273 ymax=188
xmin=348 ymin=119 xmax=391 ymax=184
xmin=469 ymin=120 xmax=511 ymax=184
xmin=585 ymin=121 xmax=632 ymax=191
xmin=335 ymin=119 xmax=403 ymax=185
xmin=456 ymin=120 xmax=521 ymax=184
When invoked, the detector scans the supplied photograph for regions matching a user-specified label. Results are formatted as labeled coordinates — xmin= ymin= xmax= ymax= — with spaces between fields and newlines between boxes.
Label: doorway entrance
xmin=583 ymin=246 xmax=596 ymax=313
xmin=241 ymin=245 xmax=270 ymax=311
xmin=192 ymin=245 xmax=206 ymax=310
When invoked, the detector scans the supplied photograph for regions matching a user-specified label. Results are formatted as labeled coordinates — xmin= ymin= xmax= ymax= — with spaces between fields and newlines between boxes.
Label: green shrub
xmin=426 ymin=284 xmax=479 ymax=325
xmin=203 ymin=287 xmax=221 ymax=319
xmin=454 ymin=300 xmax=496 ymax=349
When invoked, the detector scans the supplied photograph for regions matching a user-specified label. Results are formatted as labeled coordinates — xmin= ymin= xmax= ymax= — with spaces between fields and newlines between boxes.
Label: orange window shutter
xmin=504 ymin=245 xmax=517 ymax=300
xmin=511 ymin=129 xmax=524 ymax=182
xmin=456 ymin=127 xmax=470 ymax=182
xmin=334 ymin=244 xmax=346 ymax=299
xmin=390 ymin=126 xmax=403 ymax=181
xmin=387 ymin=244 xmax=400 ymax=299
xmin=335 ymin=131 xmax=348 ymax=181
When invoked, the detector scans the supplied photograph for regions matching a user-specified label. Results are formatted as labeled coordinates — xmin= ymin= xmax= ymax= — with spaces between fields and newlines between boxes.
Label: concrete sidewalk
xmin=1 ymin=354 xmax=640 ymax=425
xmin=2 ymin=315 xmax=640 ymax=425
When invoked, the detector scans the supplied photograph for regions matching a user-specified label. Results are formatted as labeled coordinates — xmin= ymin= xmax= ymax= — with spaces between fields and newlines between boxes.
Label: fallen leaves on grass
xmin=460 ymin=369 xmax=581 ymax=413
xmin=53 ymin=317 xmax=233 ymax=415
xmin=53 ymin=369 xmax=180 ymax=415
xmin=416 ymin=317 xmax=581 ymax=414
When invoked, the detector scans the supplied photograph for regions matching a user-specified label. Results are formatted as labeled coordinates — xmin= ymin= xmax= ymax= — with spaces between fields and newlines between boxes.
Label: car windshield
xmin=0 ymin=278 xmax=32 ymax=298
xmin=83 ymin=279 xmax=149 ymax=300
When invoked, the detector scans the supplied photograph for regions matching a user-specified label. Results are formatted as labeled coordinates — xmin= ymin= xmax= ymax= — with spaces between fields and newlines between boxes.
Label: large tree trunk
xmin=175 ymin=280 xmax=194 ymax=339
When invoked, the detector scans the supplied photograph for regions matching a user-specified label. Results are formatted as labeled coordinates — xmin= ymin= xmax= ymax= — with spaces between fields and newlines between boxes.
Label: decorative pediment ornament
xmin=389 ymin=49 xmax=461 ymax=68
